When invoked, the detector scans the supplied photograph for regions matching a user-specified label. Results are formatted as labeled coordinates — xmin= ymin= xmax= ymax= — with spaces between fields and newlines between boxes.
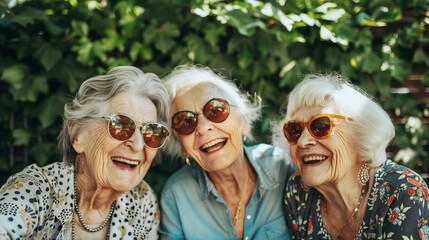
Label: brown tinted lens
xmin=172 ymin=111 xmax=198 ymax=135
xmin=142 ymin=123 xmax=169 ymax=148
xmin=310 ymin=116 xmax=331 ymax=138
xmin=203 ymin=98 xmax=229 ymax=123
xmin=283 ymin=122 xmax=302 ymax=143
xmin=109 ymin=114 xmax=136 ymax=141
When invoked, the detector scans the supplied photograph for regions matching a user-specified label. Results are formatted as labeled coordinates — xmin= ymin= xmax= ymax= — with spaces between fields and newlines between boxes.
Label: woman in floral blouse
xmin=272 ymin=73 xmax=429 ymax=239
xmin=0 ymin=66 xmax=170 ymax=239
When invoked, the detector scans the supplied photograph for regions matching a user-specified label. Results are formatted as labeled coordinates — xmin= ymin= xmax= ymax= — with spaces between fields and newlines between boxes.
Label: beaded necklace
xmin=72 ymin=174 xmax=115 ymax=238
xmin=322 ymin=181 xmax=369 ymax=240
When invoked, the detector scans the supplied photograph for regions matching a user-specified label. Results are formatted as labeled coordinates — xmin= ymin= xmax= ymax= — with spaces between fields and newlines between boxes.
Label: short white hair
xmin=163 ymin=64 xmax=262 ymax=157
xmin=58 ymin=66 xmax=169 ymax=164
xmin=272 ymin=73 xmax=395 ymax=167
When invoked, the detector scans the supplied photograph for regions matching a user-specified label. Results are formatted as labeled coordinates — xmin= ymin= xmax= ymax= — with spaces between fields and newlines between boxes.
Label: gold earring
xmin=357 ymin=163 xmax=370 ymax=186
xmin=186 ymin=157 xmax=191 ymax=165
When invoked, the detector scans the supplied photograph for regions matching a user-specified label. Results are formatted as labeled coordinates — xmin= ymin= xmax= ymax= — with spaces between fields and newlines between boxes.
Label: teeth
xmin=303 ymin=156 xmax=326 ymax=162
xmin=111 ymin=157 xmax=139 ymax=165
xmin=202 ymin=139 xmax=226 ymax=149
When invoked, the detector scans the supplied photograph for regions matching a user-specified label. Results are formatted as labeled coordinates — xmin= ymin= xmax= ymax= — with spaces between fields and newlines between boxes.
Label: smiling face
xmin=172 ymin=83 xmax=249 ymax=172
xmin=73 ymin=92 xmax=158 ymax=192
xmin=289 ymin=106 xmax=358 ymax=187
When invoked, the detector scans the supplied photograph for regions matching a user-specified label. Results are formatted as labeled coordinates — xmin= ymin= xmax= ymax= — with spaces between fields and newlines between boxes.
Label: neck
xmin=75 ymin=172 xmax=120 ymax=210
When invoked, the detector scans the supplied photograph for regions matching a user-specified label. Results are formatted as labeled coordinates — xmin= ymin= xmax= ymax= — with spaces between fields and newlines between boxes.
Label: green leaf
xmin=71 ymin=20 xmax=89 ymax=37
xmin=39 ymin=96 xmax=64 ymax=128
xmin=130 ymin=42 xmax=142 ymax=61
xmin=30 ymin=143 xmax=55 ymax=166
xmin=3 ymin=13 xmax=35 ymax=26
xmin=35 ymin=44 xmax=63 ymax=71
xmin=12 ymin=129 xmax=32 ymax=146
xmin=1 ymin=64 xmax=28 ymax=88
xmin=238 ymin=45 xmax=253 ymax=69
xmin=141 ymin=45 xmax=153 ymax=60
xmin=413 ymin=49 xmax=429 ymax=64
xmin=389 ymin=58 xmax=412 ymax=82
xmin=422 ymin=70 xmax=429 ymax=85
xmin=43 ymin=20 xmax=63 ymax=36
xmin=361 ymin=53 xmax=383 ymax=73
xmin=204 ymin=24 xmax=226 ymax=48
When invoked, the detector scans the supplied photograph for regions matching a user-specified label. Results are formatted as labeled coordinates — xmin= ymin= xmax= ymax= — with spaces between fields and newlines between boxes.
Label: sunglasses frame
xmin=283 ymin=114 xmax=346 ymax=144
xmin=172 ymin=97 xmax=231 ymax=135
xmin=88 ymin=114 xmax=169 ymax=149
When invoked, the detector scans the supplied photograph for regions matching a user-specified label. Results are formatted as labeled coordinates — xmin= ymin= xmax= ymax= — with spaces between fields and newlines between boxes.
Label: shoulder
xmin=245 ymin=143 xmax=295 ymax=180
xmin=285 ymin=172 xmax=304 ymax=196
xmin=245 ymin=144 xmax=292 ymax=168
xmin=162 ymin=164 xmax=198 ymax=191
xmin=3 ymin=162 xmax=72 ymax=189
xmin=129 ymin=180 xmax=158 ymax=203
xmin=374 ymin=160 xmax=428 ymax=201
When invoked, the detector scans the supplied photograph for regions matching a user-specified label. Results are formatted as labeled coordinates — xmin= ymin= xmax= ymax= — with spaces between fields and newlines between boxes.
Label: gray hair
xmin=163 ymin=64 xmax=262 ymax=157
xmin=58 ymin=66 xmax=169 ymax=164
xmin=272 ymin=73 xmax=395 ymax=167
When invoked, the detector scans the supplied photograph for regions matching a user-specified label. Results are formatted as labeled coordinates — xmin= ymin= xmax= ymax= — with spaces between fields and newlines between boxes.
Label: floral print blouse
xmin=0 ymin=162 xmax=160 ymax=239
xmin=285 ymin=160 xmax=429 ymax=239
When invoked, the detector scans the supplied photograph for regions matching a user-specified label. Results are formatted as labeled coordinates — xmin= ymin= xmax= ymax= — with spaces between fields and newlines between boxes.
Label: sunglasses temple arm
xmin=88 ymin=115 xmax=110 ymax=120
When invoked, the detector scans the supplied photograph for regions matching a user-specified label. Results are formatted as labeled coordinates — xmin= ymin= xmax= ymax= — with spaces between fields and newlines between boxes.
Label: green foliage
xmin=0 ymin=0 xmax=428 ymax=193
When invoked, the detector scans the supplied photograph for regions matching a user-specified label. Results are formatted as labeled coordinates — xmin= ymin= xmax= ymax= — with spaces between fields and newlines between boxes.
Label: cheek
xmin=179 ymin=135 xmax=194 ymax=154
xmin=330 ymin=130 xmax=353 ymax=181
xmin=289 ymin=145 xmax=301 ymax=169
xmin=84 ymin=125 xmax=115 ymax=184
xmin=227 ymin=121 xmax=243 ymax=153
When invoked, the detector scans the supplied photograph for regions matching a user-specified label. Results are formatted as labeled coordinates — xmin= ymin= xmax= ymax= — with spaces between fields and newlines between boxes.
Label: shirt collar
xmin=196 ymin=144 xmax=279 ymax=201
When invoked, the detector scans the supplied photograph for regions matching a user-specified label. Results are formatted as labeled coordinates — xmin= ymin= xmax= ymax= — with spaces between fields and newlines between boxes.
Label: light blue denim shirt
xmin=159 ymin=144 xmax=295 ymax=240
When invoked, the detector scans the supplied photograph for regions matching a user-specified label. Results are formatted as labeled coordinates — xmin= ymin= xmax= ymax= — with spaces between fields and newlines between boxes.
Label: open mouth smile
xmin=112 ymin=157 xmax=140 ymax=169
xmin=200 ymin=138 xmax=227 ymax=153
xmin=302 ymin=155 xmax=328 ymax=164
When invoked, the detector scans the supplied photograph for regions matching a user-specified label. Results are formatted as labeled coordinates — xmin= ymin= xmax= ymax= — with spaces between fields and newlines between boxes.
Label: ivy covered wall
xmin=1 ymin=0 xmax=428 ymax=194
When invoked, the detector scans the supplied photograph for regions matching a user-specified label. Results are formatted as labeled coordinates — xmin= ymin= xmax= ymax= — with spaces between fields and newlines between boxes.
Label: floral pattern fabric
xmin=285 ymin=160 xmax=429 ymax=239
xmin=0 ymin=162 xmax=160 ymax=239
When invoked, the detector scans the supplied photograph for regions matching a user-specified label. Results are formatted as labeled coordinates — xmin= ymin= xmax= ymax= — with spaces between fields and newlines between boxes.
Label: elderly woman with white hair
xmin=0 ymin=66 xmax=170 ymax=239
xmin=159 ymin=65 xmax=295 ymax=240
xmin=273 ymin=73 xmax=429 ymax=239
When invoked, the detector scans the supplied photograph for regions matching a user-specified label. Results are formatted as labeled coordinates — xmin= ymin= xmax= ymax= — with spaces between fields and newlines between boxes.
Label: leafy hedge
xmin=1 ymin=0 xmax=428 ymax=194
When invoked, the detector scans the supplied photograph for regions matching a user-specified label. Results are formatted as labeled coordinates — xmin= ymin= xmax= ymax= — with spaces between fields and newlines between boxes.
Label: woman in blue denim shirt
xmin=159 ymin=64 xmax=295 ymax=240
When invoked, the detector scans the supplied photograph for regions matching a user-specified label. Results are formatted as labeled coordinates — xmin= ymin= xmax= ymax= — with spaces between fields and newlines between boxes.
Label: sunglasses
xmin=172 ymin=98 xmax=231 ymax=135
xmin=89 ymin=114 xmax=169 ymax=149
xmin=283 ymin=114 xmax=346 ymax=144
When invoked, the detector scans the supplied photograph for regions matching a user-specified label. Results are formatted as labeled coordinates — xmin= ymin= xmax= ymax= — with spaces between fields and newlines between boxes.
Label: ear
xmin=70 ymin=123 xmax=85 ymax=154
xmin=241 ymin=118 xmax=251 ymax=137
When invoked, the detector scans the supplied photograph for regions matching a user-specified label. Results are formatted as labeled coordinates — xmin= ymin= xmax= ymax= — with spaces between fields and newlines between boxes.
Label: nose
xmin=194 ymin=115 xmax=213 ymax=135
xmin=297 ymin=127 xmax=317 ymax=148
xmin=126 ymin=128 xmax=145 ymax=151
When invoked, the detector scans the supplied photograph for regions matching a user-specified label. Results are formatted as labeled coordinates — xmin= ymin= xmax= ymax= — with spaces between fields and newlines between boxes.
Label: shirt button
xmin=247 ymin=215 xmax=251 ymax=220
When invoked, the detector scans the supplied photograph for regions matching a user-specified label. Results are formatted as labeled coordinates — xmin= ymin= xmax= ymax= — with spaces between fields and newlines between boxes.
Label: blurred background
xmin=1 ymin=0 xmax=428 ymax=196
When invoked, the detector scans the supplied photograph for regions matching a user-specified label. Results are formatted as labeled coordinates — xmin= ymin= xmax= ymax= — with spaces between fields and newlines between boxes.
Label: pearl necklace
xmin=73 ymin=174 xmax=115 ymax=235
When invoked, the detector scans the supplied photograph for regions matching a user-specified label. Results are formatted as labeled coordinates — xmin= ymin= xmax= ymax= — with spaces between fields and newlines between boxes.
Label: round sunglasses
xmin=172 ymin=98 xmax=231 ymax=135
xmin=283 ymin=114 xmax=346 ymax=144
xmin=89 ymin=114 xmax=169 ymax=149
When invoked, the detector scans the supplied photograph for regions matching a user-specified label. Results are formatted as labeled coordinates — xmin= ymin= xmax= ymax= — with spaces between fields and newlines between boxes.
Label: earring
xmin=300 ymin=179 xmax=311 ymax=192
xmin=243 ymin=135 xmax=247 ymax=142
xmin=357 ymin=163 xmax=370 ymax=186
xmin=186 ymin=157 xmax=191 ymax=165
